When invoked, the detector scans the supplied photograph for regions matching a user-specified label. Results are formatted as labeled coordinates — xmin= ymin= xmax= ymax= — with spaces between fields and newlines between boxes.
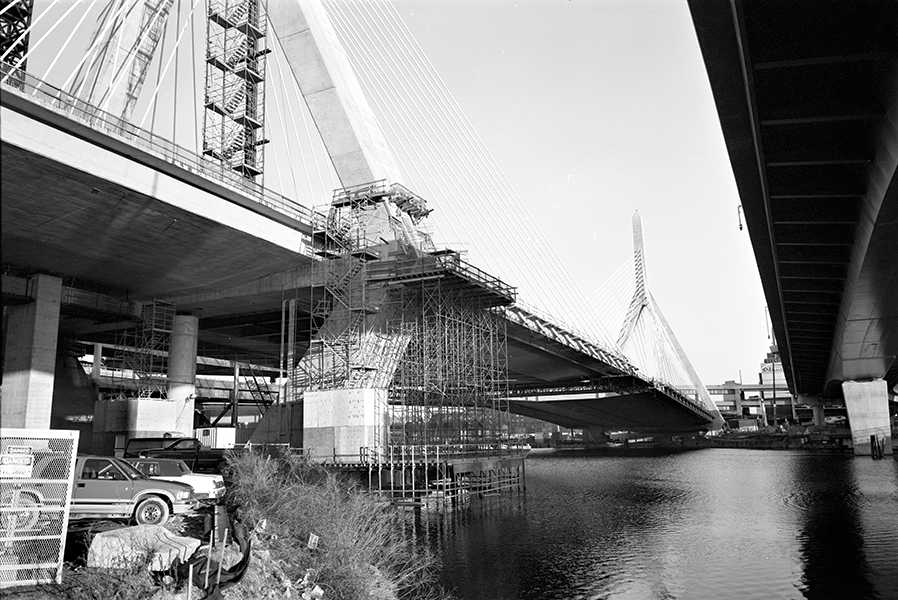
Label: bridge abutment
xmin=842 ymin=380 xmax=893 ymax=456
xmin=1 ymin=274 xmax=62 ymax=429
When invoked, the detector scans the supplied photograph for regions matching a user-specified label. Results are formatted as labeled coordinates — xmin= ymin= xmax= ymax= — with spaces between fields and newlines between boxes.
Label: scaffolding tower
xmin=0 ymin=0 xmax=34 ymax=86
xmin=203 ymin=0 xmax=268 ymax=180
xmin=294 ymin=181 xmax=515 ymax=447
xmin=111 ymin=301 xmax=174 ymax=398
xmin=384 ymin=269 xmax=511 ymax=446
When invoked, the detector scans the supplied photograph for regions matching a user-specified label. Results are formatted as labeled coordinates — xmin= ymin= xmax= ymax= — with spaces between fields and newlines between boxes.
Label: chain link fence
xmin=0 ymin=428 xmax=79 ymax=589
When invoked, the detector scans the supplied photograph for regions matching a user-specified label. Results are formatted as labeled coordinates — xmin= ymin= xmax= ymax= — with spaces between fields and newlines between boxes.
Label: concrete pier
xmin=842 ymin=380 xmax=893 ymax=456
xmin=1 ymin=274 xmax=62 ymax=428
xmin=168 ymin=314 xmax=200 ymax=435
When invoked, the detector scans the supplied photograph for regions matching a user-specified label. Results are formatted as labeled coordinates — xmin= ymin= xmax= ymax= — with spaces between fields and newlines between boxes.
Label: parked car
xmin=2 ymin=455 xmax=197 ymax=532
xmin=70 ymin=455 xmax=197 ymax=525
xmin=125 ymin=437 xmax=229 ymax=473
xmin=126 ymin=457 xmax=226 ymax=501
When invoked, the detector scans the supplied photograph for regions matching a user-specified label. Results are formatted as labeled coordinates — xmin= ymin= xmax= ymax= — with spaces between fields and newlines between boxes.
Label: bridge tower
xmin=255 ymin=0 xmax=512 ymax=462
xmin=618 ymin=212 xmax=724 ymax=429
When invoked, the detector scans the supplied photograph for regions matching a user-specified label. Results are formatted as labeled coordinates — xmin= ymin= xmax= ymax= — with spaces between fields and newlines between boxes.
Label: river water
xmin=424 ymin=448 xmax=898 ymax=600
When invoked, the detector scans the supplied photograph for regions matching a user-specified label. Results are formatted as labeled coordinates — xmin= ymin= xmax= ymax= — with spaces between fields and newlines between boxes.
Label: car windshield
xmin=114 ymin=458 xmax=147 ymax=479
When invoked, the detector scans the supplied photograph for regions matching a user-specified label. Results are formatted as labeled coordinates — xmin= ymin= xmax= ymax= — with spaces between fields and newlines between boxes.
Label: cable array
xmin=10 ymin=1 xmax=706 ymax=390
xmin=321 ymin=0 xmax=619 ymax=352
xmin=16 ymin=1 xmax=203 ymax=153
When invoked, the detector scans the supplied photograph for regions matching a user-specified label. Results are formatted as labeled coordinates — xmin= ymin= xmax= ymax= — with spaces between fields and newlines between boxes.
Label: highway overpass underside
xmin=688 ymin=0 xmax=897 ymax=454
xmin=1 ymin=91 xmax=325 ymax=436
xmin=1 ymin=138 xmax=322 ymax=366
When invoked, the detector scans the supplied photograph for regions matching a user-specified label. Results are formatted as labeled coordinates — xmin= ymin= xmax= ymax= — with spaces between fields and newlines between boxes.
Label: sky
xmin=22 ymin=0 xmax=774 ymax=387
xmin=387 ymin=0 xmax=773 ymax=385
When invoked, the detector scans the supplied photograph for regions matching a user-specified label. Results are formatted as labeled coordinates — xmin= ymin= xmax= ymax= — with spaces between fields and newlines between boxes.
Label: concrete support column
xmin=2 ymin=274 xmax=62 ymax=428
xmin=91 ymin=342 xmax=103 ymax=383
xmin=798 ymin=394 xmax=825 ymax=427
xmin=304 ymin=389 xmax=385 ymax=461
xmin=583 ymin=426 xmax=607 ymax=446
xmin=812 ymin=404 xmax=825 ymax=427
xmin=842 ymin=380 xmax=893 ymax=456
xmin=168 ymin=314 xmax=199 ymax=436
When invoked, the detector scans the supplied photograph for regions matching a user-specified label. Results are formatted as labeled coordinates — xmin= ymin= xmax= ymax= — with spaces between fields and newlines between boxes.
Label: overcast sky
xmin=391 ymin=0 xmax=773 ymax=385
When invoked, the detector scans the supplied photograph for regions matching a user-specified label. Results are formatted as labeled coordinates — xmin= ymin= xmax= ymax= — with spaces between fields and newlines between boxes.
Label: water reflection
xmin=419 ymin=449 xmax=898 ymax=600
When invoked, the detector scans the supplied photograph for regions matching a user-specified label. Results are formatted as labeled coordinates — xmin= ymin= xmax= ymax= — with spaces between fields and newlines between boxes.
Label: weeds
xmin=223 ymin=449 xmax=454 ymax=600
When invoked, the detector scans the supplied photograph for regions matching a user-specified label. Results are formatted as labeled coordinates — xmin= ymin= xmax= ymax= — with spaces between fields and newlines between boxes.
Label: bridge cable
xmin=0 ymin=0 xmax=62 ymax=65
xmin=136 ymin=0 xmax=201 ymax=130
xmin=330 ymin=1 xmax=576 ymax=328
xmin=1 ymin=0 xmax=81 ymax=81
xmin=96 ymin=0 xmax=170 ymax=115
xmin=358 ymin=0 xmax=620 ymax=350
xmin=64 ymin=1 xmax=134 ymax=100
xmin=33 ymin=1 xmax=96 ymax=91
xmin=326 ymin=1 xmax=477 ymax=247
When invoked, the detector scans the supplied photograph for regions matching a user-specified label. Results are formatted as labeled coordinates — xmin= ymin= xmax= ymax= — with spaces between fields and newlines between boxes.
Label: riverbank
xmin=5 ymin=451 xmax=454 ymax=600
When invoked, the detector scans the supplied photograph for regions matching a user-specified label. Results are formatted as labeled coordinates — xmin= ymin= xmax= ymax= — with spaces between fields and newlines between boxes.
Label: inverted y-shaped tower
xmin=618 ymin=212 xmax=724 ymax=429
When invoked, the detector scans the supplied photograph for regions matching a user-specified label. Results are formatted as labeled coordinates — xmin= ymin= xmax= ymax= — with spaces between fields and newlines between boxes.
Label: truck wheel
xmin=0 ymin=489 xmax=41 ymax=531
xmin=134 ymin=497 xmax=170 ymax=525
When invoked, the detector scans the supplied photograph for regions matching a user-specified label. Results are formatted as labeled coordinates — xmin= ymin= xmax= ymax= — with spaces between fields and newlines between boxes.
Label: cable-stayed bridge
xmin=1 ymin=0 xmax=722 ymax=465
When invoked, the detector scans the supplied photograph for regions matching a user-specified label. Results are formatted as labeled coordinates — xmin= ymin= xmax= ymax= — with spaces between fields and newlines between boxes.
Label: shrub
xmin=223 ymin=449 xmax=453 ymax=600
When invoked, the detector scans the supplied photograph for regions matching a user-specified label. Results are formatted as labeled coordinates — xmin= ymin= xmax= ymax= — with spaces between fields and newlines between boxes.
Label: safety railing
xmin=0 ymin=64 xmax=318 ymax=232
xmin=366 ymin=251 xmax=517 ymax=302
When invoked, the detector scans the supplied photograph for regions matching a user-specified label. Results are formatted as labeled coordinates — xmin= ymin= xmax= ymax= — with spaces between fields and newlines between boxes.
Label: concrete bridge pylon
xmin=618 ymin=212 xmax=724 ymax=430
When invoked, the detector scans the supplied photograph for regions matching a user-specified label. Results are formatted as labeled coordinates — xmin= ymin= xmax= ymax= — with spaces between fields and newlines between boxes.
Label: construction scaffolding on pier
xmin=285 ymin=180 xmax=526 ymax=507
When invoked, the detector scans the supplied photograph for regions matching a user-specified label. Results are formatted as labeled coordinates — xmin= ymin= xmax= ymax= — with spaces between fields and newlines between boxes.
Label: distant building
xmin=708 ymin=345 xmax=797 ymax=426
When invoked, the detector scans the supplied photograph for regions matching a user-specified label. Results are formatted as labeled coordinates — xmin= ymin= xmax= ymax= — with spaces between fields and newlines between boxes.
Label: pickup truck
xmin=1 ymin=454 xmax=196 ymax=531
xmin=126 ymin=437 xmax=229 ymax=474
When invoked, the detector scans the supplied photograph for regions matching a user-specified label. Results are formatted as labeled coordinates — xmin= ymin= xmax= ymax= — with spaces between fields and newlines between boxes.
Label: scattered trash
xmin=298 ymin=570 xmax=324 ymax=599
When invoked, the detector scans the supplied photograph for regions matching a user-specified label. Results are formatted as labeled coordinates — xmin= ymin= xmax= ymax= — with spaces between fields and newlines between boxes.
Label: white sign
xmin=0 ymin=452 xmax=34 ymax=478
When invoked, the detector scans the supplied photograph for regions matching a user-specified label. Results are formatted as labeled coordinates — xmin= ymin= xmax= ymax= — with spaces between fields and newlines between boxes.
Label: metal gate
xmin=0 ymin=428 xmax=79 ymax=588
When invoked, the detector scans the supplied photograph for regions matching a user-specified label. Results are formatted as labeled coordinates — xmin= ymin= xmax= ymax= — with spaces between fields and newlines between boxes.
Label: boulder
xmin=87 ymin=524 xmax=202 ymax=571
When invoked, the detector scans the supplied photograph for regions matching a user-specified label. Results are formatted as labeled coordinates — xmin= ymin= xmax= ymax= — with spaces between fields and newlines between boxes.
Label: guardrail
xmin=0 ymin=64 xmax=319 ymax=230
xmin=366 ymin=251 xmax=516 ymax=302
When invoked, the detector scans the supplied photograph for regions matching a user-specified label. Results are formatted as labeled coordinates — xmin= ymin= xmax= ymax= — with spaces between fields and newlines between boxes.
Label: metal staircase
xmin=203 ymin=0 xmax=268 ymax=180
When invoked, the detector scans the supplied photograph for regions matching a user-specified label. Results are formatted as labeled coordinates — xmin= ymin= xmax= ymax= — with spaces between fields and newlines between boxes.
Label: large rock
xmin=87 ymin=524 xmax=202 ymax=571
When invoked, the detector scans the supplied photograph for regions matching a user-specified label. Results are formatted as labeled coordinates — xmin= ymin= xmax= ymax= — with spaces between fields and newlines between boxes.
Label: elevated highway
xmin=688 ymin=0 xmax=897 ymax=454
xmin=2 ymin=69 xmax=716 ymax=439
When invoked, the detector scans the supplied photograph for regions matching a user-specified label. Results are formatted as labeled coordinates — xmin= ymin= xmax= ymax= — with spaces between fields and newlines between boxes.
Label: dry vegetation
xmin=12 ymin=450 xmax=454 ymax=600
xmin=222 ymin=449 xmax=453 ymax=600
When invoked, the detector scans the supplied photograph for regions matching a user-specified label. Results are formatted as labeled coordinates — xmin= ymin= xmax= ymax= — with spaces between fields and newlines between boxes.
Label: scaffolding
xmin=383 ymin=272 xmax=511 ymax=446
xmin=203 ymin=0 xmax=268 ymax=180
xmin=0 ymin=0 xmax=34 ymax=87
xmin=110 ymin=301 xmax=174 ymax=398
xmin=285 ymin=180 xmax=523 ymax=508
